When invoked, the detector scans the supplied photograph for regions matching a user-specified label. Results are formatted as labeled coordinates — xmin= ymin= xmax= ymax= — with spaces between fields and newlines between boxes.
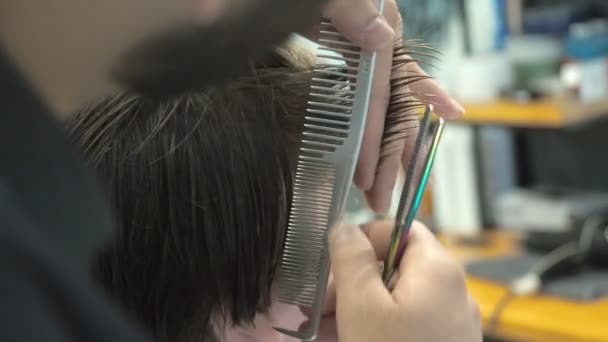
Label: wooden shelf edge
xmin=460 ymin=97 xmax=608 ymax=128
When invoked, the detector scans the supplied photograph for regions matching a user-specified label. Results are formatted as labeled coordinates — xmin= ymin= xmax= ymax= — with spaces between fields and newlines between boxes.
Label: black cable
xmin=486 ymin=291 xmax=516 ymax=335
xmin=485 ymin=241 xmax=578 ymax=335
xmin=485 ymin=214 xmax=605 ymax=337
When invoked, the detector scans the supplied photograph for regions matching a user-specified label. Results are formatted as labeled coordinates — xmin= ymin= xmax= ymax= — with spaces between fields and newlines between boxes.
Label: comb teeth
xmin=278 ymin=162 xmax=336 ymax=305
xmin=276 ymin=18 xmax=362 ymax=307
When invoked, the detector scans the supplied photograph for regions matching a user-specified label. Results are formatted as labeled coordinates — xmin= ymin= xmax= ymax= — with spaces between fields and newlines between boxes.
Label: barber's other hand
xmin=325 ymin=221 xmax=482 ymax=342
xmin=326 ymin=0 xmax=464 ymax=212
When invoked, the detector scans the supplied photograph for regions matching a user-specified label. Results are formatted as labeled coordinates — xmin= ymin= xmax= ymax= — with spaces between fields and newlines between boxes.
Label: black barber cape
xmin=0 ymin=51 xmax=150 ymax=341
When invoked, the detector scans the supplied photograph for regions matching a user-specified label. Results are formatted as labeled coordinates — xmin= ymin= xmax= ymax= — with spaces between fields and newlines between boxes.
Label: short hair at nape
xmin=68 ymin=48 xmax=314 ymax=341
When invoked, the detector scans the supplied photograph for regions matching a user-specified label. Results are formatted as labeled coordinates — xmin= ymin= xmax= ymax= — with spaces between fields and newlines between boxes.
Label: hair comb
xmin=273 ymin=2 xmax=385 ymax=340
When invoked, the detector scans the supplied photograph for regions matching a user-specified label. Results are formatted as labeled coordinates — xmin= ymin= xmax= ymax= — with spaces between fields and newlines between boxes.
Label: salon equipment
xmin=383 ymin=106 xmax=445 ymax=284
xmin=496 ymin=188 xmax=608 ymax=234
xmin=273 ymin=4 xmax=384 ymax=340
xmin=472 ymin=214 xmax=608 ymax=300
xmin=467 ymin=252 xmax=608 ymax=302
xmin=496 ymin=189 xmax=608 ymax=266
xmin=445 ymin=230 xmax=608 ymax=341
xmin=468 ymin=213 xmax=608 ymax=335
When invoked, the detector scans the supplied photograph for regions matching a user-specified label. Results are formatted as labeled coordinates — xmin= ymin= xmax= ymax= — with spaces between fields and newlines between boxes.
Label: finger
xmin=363 ymin=220 xmax=396 ymax=260
xmin=353 ymin=0 xmax=401 ymax=193
xmin=365 ymin=154 xmax=400 ymax=212
xmin=392 ymin=222 xmax=466 ymax=299
xmin=396 ymin=221 xmax=445 ymax=276
xmin=328 ymin=224 xmax=390 ymax=303
xmin=302 ymin=221 xmax=394 ymax=317
xmin=322 ymin=272 xmax=336 ymax=315
xmin=353 ymin=38 xmax=392 ymax=192
xmin=325 ymin=0 xmax=394 ymax=51
xmin=366 ymin=97 xmax=419 ymax=212
xmin=406 ymin=63 xmax=465 ymax=119
xmin=317 ymin=220 xmax=395 ymax=319
xmin=364 ymin=99 xmax=418 ymax=213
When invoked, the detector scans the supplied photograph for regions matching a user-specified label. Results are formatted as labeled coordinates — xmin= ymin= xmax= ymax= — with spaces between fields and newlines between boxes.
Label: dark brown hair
xmin=68 ymin=40 xmax=427 ymax=342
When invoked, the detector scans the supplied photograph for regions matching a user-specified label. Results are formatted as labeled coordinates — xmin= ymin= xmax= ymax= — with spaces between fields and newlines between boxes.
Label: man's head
xmin=67 ymin=30 xmax=425 ymax=340
xmin=68 ymin=43 xmax=317 ymax=342
xmin=0 ymin=0 xmax=327 ymax=115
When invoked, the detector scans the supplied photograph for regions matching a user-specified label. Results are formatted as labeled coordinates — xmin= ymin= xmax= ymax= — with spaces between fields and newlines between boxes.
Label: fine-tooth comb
xmin=273 ymin=2 xmax=385 ymax=340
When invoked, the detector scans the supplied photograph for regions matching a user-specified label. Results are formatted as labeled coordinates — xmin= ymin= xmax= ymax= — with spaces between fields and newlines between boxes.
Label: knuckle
xmin=347 ymin=291 xmax=393 ymax=318
xmin=427 ymin=251 xmax=467 ymax=286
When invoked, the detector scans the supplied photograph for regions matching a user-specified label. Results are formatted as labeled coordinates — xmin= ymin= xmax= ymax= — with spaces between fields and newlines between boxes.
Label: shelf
xmin=442 ymin=230 xmax=608 ymax=342
xmin=459 ymin=96 xmax=608 ymax=128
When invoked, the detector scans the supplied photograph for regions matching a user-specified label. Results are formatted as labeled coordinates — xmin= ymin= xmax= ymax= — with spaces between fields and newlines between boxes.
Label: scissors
xmin=383 ymin=104 xmax=445 ymax=284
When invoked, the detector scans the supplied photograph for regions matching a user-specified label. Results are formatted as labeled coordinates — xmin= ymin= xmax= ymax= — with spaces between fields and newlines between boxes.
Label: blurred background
xmin=348 ymin=0 xmax=608 ymax=341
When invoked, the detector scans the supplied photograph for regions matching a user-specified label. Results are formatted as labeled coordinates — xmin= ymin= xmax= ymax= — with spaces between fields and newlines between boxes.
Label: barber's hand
xmin=310 ymin=221 xmax=482 ymax=342
xmin=326 ymin=0 xmax=465 ymax=212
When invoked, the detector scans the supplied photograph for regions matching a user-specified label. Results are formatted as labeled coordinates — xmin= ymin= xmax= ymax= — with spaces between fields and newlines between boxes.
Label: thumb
xmin=328 ymin=224 xmax=390 ymax=303
xmin=324 ymin=0 xmax=394 ymax=51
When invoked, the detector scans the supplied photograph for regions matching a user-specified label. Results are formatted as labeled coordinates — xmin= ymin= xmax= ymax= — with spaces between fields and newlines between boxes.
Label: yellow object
xmin=459 ymin=97 xmax=608 ymax=127
xmin=441 ymin=230 xmax=608 ymax=342
xmin=463 ymin=100 xmax=562 ymax=127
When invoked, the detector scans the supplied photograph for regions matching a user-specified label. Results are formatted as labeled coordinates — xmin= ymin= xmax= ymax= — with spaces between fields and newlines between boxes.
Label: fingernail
xmin=361 ymin=16 xmax=394 ymax=51
xmin=357 ymin=176 xmax=374 ymax=192
xmin=360 ymin=223 xmax=372 ymax=236
xmin=450 ymin=97 xmax=466 ymax=117
xmin=355 ymin=168 xmax=374 ymax=191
